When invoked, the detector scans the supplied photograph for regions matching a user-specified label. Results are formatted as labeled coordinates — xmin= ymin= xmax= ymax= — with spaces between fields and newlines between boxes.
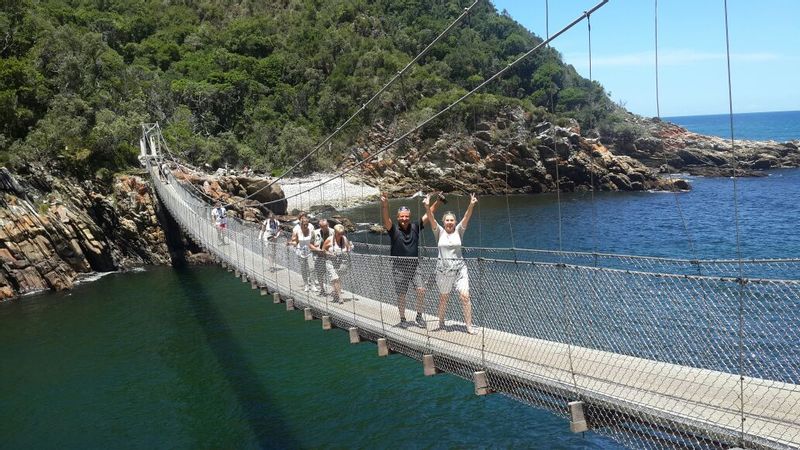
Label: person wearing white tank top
xmin=290 ymin=212 xmax=316 ymax=292
xmin=424 ymin=193 xmax=479 ymax=335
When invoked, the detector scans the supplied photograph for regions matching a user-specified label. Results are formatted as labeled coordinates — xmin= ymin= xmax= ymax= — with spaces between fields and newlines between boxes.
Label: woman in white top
xmin=424 ymin=193 xmax=478 ymax=334
xmin=322 ymin=224 xmax=352 ymax=304
xmin=290 ymin=212 xmax=316 ymax=292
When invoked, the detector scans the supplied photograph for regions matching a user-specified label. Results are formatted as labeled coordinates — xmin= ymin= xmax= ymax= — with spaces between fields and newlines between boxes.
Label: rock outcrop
xmin=353 ymin=108 xmax=686 ymax=196
xmin=605 ymin=114 xmax=800 ymax=176
xmin=0 ymin=164 xmax=170 ymax=300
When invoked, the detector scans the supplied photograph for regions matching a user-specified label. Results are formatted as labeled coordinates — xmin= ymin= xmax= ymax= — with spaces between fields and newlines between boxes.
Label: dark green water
xmin=0 ymin=266 xmax=618 ymax=449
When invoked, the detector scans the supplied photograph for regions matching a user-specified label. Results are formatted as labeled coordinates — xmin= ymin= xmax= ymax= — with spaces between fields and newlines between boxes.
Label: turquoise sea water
xmin=665 ymin=110 xmax=800 ymax=141
xmin=4 ymin=168 xmax=800 ymax=448
xmin=0 ymin=266 xmax=621 ymax=449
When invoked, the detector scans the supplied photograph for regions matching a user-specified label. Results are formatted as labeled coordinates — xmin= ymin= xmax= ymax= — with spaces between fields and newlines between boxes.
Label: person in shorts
xmin=322 ymin=224 xmax=351 ymax=304
xmin=424 ymin=193 xmax=478 ymax=335
xmin=211 ymin=201 xmax=228 ymax=244
xmin=380 ymin=192 xmax=441 ymax=326
xmin=310 ymin=218 xmax=333 ymax=295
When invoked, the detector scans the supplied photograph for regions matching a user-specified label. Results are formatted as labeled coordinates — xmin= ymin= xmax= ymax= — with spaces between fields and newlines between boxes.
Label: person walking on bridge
xmin=211 ymin=201 xmax=228 ymax=245
xmin=381 ymin=192 xmax=440 ymax=326
xmin=310 ymin=218 xmax=333 ymax=295
xmin=424 ymin=193 xmax=478 ymax=335
xmin=290 ymin=212 xmax=316 ymax=292
xmin=258 ymin=211 xmax=281 ymax=267
xmin=322 ymin=224 xmax=352 ymax=304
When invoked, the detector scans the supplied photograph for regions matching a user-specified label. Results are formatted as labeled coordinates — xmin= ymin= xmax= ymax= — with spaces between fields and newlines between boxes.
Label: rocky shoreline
xmin=607 ymin=112 xmax=800 ymax=177
xmin=0 ymin=165 xmax=174 ymax=300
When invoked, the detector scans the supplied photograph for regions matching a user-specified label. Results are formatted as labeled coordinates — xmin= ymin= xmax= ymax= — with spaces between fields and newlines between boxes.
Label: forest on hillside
xmin=0 ymin=0 xmax=628 ymax=179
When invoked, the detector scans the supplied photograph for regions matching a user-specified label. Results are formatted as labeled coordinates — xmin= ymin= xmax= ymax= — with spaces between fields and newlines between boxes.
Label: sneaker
xmin=466 ymin=325 xmax=479 ymax=335
xmin=415 ymin=313 xmax=425 ymax=327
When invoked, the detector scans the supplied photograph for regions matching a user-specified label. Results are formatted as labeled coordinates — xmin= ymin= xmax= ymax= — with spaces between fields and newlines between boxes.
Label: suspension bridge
xmin=138 ymin=1 xmax=799 ymax=448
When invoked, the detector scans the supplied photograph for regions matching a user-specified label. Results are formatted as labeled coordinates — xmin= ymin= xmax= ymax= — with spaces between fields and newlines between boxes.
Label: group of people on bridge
xmin=210 ymin=191 xmax=480 ymax=334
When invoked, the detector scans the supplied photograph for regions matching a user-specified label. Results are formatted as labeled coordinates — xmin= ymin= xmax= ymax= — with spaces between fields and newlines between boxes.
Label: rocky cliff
xmin=0 ymin=165 xmax=171 ymax=300
xmin=606 ymin=112 xmax=800 ymax=177
xmin=353 ymin=108 xmax=688 ymax=195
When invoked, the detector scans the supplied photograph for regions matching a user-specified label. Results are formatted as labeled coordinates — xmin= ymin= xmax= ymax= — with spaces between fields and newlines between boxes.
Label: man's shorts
xmin=436 ymin=264 xmax=469 ymax=295
xmin=391 ymin=258 xmax=426 ymax=296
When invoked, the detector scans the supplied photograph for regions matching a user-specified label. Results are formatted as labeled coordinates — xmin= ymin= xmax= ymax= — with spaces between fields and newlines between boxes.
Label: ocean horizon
xmin=665 ymin=109 xmax=800 ymax=142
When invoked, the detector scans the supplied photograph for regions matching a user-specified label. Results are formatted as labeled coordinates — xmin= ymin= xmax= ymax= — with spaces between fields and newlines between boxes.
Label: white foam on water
xmin=75 ymin=271 xmax=119 ymax=285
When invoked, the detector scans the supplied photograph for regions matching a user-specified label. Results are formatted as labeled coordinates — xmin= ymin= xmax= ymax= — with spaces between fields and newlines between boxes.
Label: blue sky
xmin=490 ymin=0 xmax=800 ymax=117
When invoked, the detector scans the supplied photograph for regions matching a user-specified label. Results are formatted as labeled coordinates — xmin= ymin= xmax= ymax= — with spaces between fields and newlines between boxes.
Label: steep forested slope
xmin=1 ymin=0 xmax=618 ymax=177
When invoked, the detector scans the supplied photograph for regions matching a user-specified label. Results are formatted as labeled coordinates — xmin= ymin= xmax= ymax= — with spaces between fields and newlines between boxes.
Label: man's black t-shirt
xmin=388 ymin=221 xmax=423 ymax=257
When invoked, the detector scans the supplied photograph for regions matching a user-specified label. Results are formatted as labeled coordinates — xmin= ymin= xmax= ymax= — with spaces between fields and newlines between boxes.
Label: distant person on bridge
xmin=322 ymin=224 xmax=352 ymax=304
xmin=310 ymin=218 xmax=333 ymax=296
xmin=381 ymin=192 xmax=441 ymax=326
xmin=290 ymin=212 xmax=316 ymax=292
xmin=259 ymin=212 xmax=281 ymax=268
xmin=424 ymin=193 xmax=478 ymax=335
xmin=211 ymin=201 xmax=228 ymax=245
xmin=258 ymin=212 xmax=280 ymax=242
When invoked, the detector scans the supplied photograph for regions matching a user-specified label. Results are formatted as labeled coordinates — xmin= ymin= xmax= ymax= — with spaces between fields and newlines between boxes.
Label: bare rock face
xmin=352 ymin=107 xmax=686 ymax=196
xmin=172 ymin=170 xmax=287 ymax=217
xmin=609 ymin=116 xmax=800 ymax=176
xmin=0 ymin=165 xmax=171 ymax=300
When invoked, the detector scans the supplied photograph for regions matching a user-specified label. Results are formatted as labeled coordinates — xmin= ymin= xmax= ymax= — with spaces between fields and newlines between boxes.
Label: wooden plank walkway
xmin=160 ymin=177 xmax=799 ymax=449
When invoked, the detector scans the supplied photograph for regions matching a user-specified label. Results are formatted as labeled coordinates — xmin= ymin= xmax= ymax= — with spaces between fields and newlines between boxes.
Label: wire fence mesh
xmin=151 ymin=164 xmax=800 ymax=450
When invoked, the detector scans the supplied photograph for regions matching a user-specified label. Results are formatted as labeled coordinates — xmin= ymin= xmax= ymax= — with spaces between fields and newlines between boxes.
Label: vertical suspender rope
xmin=587 ymin=14 xmax=598 ymax=259
xmin=654 ymin=0 xmax=715 ymax=369
xmin=654 ymin=0 xmax=700 ymax=265
xmin=504 ymin=164 xmax=517 ymax=260
xmin=722 ymin=0 xmax=747 ymax=444
xmin=547 ymin=0 xmax=581 ymax=401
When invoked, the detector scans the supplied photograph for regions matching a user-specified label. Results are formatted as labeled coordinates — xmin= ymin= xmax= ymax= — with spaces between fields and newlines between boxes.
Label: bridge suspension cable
xmin=183 ymin=0 xmax=482 ymax=209
xmin=212 ymin=0 xmax=611 ymax=211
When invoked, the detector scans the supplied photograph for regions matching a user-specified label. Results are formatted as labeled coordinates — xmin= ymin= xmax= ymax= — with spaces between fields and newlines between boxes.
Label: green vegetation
xmin=0 ymin=0 xmax=616 ymax=178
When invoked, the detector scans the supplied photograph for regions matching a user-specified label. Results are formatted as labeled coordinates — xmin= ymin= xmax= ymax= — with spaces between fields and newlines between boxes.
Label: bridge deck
xmin=156 ymin=172 xmax=799 ymax=449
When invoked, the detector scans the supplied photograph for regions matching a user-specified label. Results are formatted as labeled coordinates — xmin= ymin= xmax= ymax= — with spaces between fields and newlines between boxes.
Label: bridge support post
xmin=377 ymin=338 xmax=390 ymax=357
xmin=260 ymin=288 xmax=268 ymax=296
xmin=241 ymin=273 xmax=247 ymax=283
xmin=226 ymin=264 xmax=232 ymax=272
xmin=304 ymin=308 xmax=313 ymax=321
xmin=473 ymin=371 xmax=491 ymax=396
xmin=251 ymin=281 xmax=257 ymax=290
xmin=568 ymin=401 xmax=588 ymax=433
xmin=423 ymin=354 xmax=438 ymax=376
xmin=234 ymin=270 xmax=240 ymax=278
xmin=321 ymin=315 xmax=332 ymax=330
xmin=348 ymin=327 xmax=360 ymax=344
xmin=286 ymin=298 xmax=295 ymax=311
xmin=273 ymin=293 xmax=281 ymax=304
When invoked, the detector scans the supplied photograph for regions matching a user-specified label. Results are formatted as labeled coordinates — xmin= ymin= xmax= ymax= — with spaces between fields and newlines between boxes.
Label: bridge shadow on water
xmin=160 ymin=205 xmax=298 ymax=449
xmin=173 ymin=265 xmax=300 ymax=449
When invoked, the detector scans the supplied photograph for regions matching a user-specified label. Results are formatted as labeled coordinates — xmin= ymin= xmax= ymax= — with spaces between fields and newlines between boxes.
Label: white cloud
xmin=565 ymin=49 xmax=780 ymax=67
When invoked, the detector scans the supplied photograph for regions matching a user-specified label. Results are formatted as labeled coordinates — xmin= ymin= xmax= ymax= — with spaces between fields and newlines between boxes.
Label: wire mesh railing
xmin=151 ymin=164 xmax=799 ymax=450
